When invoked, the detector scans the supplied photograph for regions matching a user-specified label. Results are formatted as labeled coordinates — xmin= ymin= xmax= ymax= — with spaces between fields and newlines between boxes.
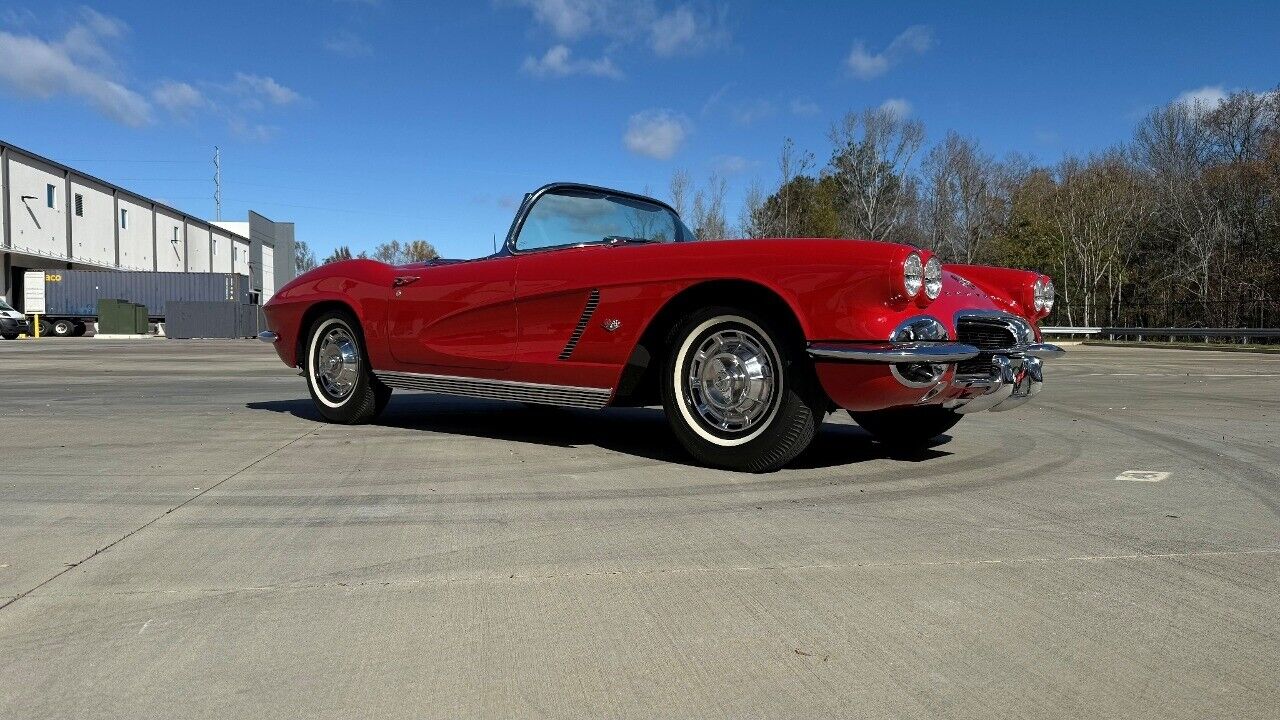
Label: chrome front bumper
xmin=946 ymin=354 xmax=1044 ymax=413
xmin=807 ymin=341 xmax=1064 ymax=363
xmin=806 ymin=309 xmax=1065 ymax=414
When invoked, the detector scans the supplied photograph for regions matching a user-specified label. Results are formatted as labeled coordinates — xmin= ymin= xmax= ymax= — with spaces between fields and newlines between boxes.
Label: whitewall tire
xmin=661 ymin=307 xmax=824 ymax=472
xmin=304 ymin=310 xmax=390 ymax=424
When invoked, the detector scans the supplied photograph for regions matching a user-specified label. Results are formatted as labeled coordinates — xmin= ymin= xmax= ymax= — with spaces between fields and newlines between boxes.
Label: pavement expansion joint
xmin=0 ymin=427 xmax=323 ymax=614
xmin=24 ymin=546 xmax=1278 ymax=601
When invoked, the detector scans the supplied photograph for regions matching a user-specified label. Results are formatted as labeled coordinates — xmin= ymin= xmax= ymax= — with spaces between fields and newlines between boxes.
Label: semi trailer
xmin=6 ymin=270 xmax=250 ymax=338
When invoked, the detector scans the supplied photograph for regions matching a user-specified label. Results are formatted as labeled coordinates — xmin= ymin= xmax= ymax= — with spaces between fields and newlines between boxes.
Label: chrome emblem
xmin=602 ymin=319 xmax=621 ymax=332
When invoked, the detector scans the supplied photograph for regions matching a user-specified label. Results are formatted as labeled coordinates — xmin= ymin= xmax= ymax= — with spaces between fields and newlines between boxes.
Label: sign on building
xmin=23 ymin=270 xmax=46 ymax=314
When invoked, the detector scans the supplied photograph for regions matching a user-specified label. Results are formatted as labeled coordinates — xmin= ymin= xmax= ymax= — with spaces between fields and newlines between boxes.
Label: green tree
xmin=294 ymin=240 xmax=318 ymax=274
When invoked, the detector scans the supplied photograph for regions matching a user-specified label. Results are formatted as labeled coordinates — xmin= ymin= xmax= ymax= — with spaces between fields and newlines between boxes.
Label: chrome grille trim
xmin=559 ymin=289 xmax=600 ymax=360
xmin=374 ymin=370 xmax=612 ymax=409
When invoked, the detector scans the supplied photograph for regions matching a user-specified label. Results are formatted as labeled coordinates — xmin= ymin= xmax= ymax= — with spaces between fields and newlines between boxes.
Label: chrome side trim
xmin=808 ymin=341 xmax=981 ymax=363
xmin=559 ymin=289 xmax=600 ymax=360
xmin=373 ymin=370 xmax=612 ymax=409
xmin=258 ymin=331 xmax=279 ymax=343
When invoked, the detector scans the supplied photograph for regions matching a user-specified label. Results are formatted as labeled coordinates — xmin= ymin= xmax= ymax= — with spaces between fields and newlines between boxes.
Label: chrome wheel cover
xmin=315 ymin=326 xmax=360 ymax=400
xmin=685 ymin=328 xmax=776 ymax=433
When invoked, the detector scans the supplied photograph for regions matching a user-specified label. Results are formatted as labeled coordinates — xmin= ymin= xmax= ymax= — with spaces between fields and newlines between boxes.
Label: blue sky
xmin=1 ymin=1 xmax=1276 ymax=260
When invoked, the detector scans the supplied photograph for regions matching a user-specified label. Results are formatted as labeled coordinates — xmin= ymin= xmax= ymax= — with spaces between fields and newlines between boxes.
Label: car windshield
xmin=515 ymin=188 xmax=693 ymax=251
xmin=0 ymin=299 xmax=14 ymax=312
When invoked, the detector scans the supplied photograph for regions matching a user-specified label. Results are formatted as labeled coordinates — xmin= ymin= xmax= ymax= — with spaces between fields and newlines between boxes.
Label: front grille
xmin=956 ymin=319 xmax=1017 ymax=375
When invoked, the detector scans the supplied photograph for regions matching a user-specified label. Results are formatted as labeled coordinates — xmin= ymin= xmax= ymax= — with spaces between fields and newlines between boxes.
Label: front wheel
xmin=304 ymin=311 xmax=391 ymax=424
xmin=661 ymin=307 xmax=825 ymax=472
xmin=1 ymin=333 xmax=17 ymax=341
xmin=849 ymin=406 xmax=962 ymax=450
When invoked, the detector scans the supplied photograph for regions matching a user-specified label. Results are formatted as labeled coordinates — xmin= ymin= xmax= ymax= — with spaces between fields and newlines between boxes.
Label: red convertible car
xmin=261 ymin=182 xmax=1063 ymax=472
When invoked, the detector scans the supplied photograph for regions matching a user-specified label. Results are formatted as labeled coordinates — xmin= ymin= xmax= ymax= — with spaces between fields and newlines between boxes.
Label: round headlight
xmin=902 ymin=253 xmax=923 ymax=297
xmin=1033 ymin=277 xmax=1055 ymax=313
xmin=923 ymin=257 xmax=943 ymax=300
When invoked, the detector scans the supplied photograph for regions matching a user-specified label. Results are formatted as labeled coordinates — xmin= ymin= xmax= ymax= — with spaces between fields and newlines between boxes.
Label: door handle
xmin=393 ymin=276 xmax=420 ymax=287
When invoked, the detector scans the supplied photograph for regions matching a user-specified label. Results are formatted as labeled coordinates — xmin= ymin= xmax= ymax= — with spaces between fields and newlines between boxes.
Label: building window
xmin=46 ymin=184 xmax=56 ymax=209
xmin=173 ymin=227 xmax=180 ymax=243
xmin=74 ymin=194 xmax=84 ymax=217
xmin=120 ymin=208 xmax=129 ymax=230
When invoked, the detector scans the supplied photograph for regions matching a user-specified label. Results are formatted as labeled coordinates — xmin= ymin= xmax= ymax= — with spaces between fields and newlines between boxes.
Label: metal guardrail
xmin=1042 ymin=326 xmax=1280 ymax=341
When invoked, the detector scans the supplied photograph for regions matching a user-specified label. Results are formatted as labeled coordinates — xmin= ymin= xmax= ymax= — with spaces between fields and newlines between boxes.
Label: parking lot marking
xmin=1117 ymin=470 xmax=1170 ymax=482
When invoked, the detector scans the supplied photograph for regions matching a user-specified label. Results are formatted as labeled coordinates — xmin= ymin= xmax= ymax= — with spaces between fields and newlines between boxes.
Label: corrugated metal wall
xmin=165 ymin=301 xmax=265 ymax=339
xmin=42 ymin=271 xmax=249 ymax=317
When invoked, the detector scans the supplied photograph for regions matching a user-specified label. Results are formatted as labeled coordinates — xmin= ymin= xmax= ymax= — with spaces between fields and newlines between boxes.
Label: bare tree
xmin=828 ymin=106 xmax=926 ymax=240
xmin=372 ymin=239 xmax=440 ymax=265
xmin=669 ymin=169 xmax=691 ymax=220
xmin=691 ymin=172 xmax=729 ymax=239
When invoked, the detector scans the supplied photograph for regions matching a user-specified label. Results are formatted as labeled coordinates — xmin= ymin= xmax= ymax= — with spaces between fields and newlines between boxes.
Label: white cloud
xmin=231 ymin=72 xmax=301 ymax=107
xmin=521 ymin=44 xmax=622 ymax=79
xmin=650 ymin=6 xmax=697 ymax=56
xmin=623 ymin=109 xmax=689 ymax=160
xmin=324 ymin=31 xmax=373 ymax=58
xmin=1176 ymin=85 xmax=1227 ymax=110
xmin=879 ymin=97 xmax=912 ymax=118
xmin=847 ymin=25 xmax=933 ymax=80
xmin=732 ymin=98 xmax=774 ymax=126
xmin=790 ymin=97 xmax=820 ymax=117
xmin=514 ymin=0 xmax=729 ymax=58
xmin=152 ymin=80 xmax=205 ymax=117
xmin=229 ymin=117 xmax=276 ymax=142
xmin=516 ymin=0 xmax=614 ymax=40
xmin=648 ymin=5 xmax=726 ymax=56
xmin=712 ymin=154 xmax=751 ymax=175
xmin=0 ymin=10 xmax=152 ymax=127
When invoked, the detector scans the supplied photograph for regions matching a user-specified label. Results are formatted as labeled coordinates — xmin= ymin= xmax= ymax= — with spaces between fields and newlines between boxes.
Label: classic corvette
xmin=261 ymin=182 xmax=1063 ymax=472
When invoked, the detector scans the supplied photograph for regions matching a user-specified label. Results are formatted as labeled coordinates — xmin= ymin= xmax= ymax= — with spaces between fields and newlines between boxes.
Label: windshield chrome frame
xmin=502 ymin=182 xmax=689 ymax=256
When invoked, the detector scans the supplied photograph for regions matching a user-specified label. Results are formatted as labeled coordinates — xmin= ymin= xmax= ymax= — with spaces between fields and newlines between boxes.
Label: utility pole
xmin=213 ymin=146 xmax=222 ymax=221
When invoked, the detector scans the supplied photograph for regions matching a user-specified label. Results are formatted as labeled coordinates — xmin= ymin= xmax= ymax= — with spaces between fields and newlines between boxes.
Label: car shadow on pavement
xmin=246 ymin=395 xmax=952 ymax=470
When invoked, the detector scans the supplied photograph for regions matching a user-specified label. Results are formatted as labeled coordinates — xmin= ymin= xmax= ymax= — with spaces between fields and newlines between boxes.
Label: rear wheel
xmin=850 ymin=406 xmax=962 ymax=450
xmin=661 ymin=307 xmax=824 ymax=472
xmin=71 ymin=321 xmax=87 ymax=337
xmin=50 ymin=318 xmax=76 ymax=337
xmin=304 ymin=310 xmax=391 ymax=424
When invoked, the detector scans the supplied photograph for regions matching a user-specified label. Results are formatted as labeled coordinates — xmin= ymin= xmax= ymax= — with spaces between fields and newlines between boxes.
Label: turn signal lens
xmin=903 ymin=253 xmax=924 ymax=297
xmin=924 ymin=257 xmax=943 ymax=300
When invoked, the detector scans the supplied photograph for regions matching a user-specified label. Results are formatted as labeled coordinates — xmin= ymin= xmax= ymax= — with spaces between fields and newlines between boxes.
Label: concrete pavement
xmin=0 ymin=340 xmax=1276 ymax=718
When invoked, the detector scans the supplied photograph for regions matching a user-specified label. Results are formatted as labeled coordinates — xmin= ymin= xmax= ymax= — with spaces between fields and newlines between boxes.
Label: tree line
xmin=684 ymin=87 xmax=1280 ymax=329
xmin=295 ymin=239 xmax=440 ymax=272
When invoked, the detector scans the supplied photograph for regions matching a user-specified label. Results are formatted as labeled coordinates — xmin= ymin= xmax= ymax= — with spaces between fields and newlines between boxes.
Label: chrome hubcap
xmin=687 ymin=329 xmax=775 ymax=433
xmin=316 ymin=327 xmax=359 ymax=400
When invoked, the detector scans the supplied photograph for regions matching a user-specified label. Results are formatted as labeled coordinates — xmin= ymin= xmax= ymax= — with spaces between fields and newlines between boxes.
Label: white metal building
xmin=1 ymin=139 xmax=295 ymax=307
